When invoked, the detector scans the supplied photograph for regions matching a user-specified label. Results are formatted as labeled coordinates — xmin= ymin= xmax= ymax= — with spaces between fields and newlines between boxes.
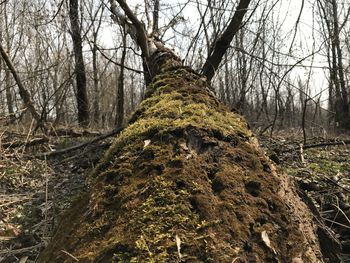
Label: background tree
xmin=317 ymin=0 xmax=350 ymax=130
xmin=69 ymin=0 xmax=90 ymax=127
xmin=0 ymin=0 xmax=349 ymax=134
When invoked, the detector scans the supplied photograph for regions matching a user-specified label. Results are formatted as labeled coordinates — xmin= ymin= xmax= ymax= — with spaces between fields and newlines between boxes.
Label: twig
xmin=33 ymin=127 xmax=123 ymax=158
xmin=0 ymin=243 xmax=44 ymax=255
xmin=331 ymin=204 xmax=350 ymax=225
xmin=323 ymin=218 xmax=350 ymax=229
xmin=0 ymin=196 xmax=32 ymax=208
xmin=280 ymin=140 xmax=350 ymax=153
xmin=61 ymin=250 xmax=79 ymax=262
xmin=22 ymin=119 xmax=35 ymax=155
xmin=1 ymin=138 xmax=48 ymax=148
xmin=299 ymin=143 xmax=305 ymax=163
xmin=44 ymin=156 xmax=49 ymax=236
xmin=323 ymin=176 xmax=350 ymax=194
xmin=58 ymin=142 xmax=111 ymax=163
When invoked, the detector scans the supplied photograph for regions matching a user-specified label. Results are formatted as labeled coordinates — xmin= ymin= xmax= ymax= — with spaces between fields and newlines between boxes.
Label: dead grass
xmin=0 ymin=129 xmax=100 ymax=263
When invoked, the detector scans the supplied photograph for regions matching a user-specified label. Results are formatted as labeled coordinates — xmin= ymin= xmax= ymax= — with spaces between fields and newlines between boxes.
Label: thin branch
xmin=201 ymin=0 xmax=252 ymax=82
xmin=111 ymin=0 xmax=151 ymax=58
xmin=288 ymin=0 xmax=304 ymax=54
xmin=34 ymin=127 xmax=124 ymax=158
xmin=280 ymin=140 xmax=350 ymax=153
xmin=95 ymin=44 xmax=144 ymax=74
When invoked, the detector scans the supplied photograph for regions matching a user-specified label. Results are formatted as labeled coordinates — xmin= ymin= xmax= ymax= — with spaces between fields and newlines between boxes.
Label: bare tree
xmin=317 ymin=0 xmax=350 ymax=130
xmin=69 ymin=0 xmax=90 ymax=127
xmin=201 ymin=0 xmax=251 ymax=82
xmin=115 ymin=25 xmax=127 ymax=129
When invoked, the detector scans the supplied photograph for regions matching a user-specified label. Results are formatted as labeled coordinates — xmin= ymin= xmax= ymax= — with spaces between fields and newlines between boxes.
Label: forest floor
xmin=0 ymin=128 xmax=349 ymax=262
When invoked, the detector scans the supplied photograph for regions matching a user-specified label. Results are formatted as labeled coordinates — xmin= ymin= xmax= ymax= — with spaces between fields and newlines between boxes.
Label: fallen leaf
xmin=19 ymin=256 xmax=28 ymax=263
xmin=143 ymin=140 xmax=151 ymax=149
xmin=292 ymin=257 xmax=304 ymax=263
xmin=261 ymin=231 xmax=277 ymax=255
xmin=175 ymin=234 xmax=182 ymax=260
xmin=179 ymin=142 xmax=189 ymax=151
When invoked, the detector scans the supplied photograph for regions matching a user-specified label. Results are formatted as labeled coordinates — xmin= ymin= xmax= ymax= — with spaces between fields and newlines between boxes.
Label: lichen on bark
xmin=38 ymin=49 xmax=324 ymax=263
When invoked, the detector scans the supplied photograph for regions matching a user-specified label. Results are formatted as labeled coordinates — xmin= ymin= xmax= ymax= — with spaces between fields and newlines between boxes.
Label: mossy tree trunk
xmin=39 ymin=49 xmax=324 ymax=262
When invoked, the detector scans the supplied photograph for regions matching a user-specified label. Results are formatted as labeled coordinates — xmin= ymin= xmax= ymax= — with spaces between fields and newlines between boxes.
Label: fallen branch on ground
xmin=0 ymin=243 xmax=44 ymax=256
xmin=33 ymin=127 xmax=124 ymax=158
xmin=1 ymin=138 xmax=48 ymax=149
xmin=47 ymin=128 xmax=101 ymax=138
xmin=280 ymin=140 xmax=350 ymax=153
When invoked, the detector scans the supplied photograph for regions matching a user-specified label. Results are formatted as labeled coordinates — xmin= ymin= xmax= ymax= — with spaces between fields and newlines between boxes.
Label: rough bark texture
xmin=39 ymin=49 xmax=324 ymax=263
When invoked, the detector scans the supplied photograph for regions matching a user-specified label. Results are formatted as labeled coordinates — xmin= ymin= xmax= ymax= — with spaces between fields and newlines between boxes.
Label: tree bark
xmin=92 ymin=36 xmax=100 ymax=126
xmin=39 ymin=48 xmax=325 ymax=263
xmin=115 ymin=27 xmax=126 ymax=129
xmin=69 ymin=0 xmax=90 ymax=127
xmin=317 ymin=0 xmax=350 ymax=130
xmin=331 ymin=0 xmax=350 ymax=130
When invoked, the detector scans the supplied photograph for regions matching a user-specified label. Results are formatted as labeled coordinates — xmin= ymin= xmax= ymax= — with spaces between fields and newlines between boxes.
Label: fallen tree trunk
xmin=39 ymin=49 xmax=325 ymax=262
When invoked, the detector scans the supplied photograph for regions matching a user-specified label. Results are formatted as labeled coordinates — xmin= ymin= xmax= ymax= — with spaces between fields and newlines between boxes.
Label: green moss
xmin=306 ymin=150 xmax=350 ymax=176
xmin=126 ymin=176 xmax=204 ymax=261
xmin=99 ymin=94 xmax=250 ymax=169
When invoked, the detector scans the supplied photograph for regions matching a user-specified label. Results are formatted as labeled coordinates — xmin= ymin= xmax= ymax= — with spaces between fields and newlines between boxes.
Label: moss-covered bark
xmin=39 ymin=49 xmax=324 ymax=263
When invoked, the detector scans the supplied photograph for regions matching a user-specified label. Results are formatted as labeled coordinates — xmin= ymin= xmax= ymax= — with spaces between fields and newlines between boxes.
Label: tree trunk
xmin=115 ymin=27 xmax=126 ymax=129
xmin=39 ymin=48 xmax=325 ymax=262
xmin=201 ymin=0 xmax=251 ymax=82
xmin=69 ymin=0 xmax=90 ymax=127
xmin=330 ymin=0 xmax=350 ymax=130
xmin=5 ymin=67 xmax=14 ymax=117
xmin=92 ymin=36 xmax=100 ymax=126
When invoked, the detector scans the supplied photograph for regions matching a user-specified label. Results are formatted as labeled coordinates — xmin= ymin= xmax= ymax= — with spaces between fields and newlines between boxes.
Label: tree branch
xmin=201 ymin=0 xmax=252 ymax=82
xmin=0 ymin=43 xmax=42 ymax=124
xmin=111 ymin=0 xmax=151 ymax=58
xmin=34 ymin=127 xmax=124 ymax=158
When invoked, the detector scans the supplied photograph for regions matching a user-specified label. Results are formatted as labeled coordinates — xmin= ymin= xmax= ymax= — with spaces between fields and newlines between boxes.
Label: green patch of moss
xmin=126 ymin=176 xmax=205 ymax=262
xmin=100 ymin=94 xmax=250 ymax=168
xmin=306 ymin=149 xmax=350 ymax=176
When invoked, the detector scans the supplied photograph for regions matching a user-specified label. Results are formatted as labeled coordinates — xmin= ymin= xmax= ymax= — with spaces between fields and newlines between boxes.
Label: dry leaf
xmin=179 ymin=142 xmax=189 ymax=151
xmin=175 ymin=234 xmax=182 ymax=260
xmin=19 ymin=256 xmax=28 ymax=263
xmin=292 ymin=257 xmax=304 ymax=263
xmin=143 ymin=139 xmax=151 ymax=149
xmin=185 ymin=154 xmax=192 ymax=160
xmin=261 ymin=231 xmax=277 ymax=255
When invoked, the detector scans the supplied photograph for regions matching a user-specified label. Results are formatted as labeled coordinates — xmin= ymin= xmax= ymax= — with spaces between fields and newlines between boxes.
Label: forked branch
xmin=110 ymin=0 xmax=152 ymax=58
xmin=201 ymin=0 xmax=252 ymax=82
